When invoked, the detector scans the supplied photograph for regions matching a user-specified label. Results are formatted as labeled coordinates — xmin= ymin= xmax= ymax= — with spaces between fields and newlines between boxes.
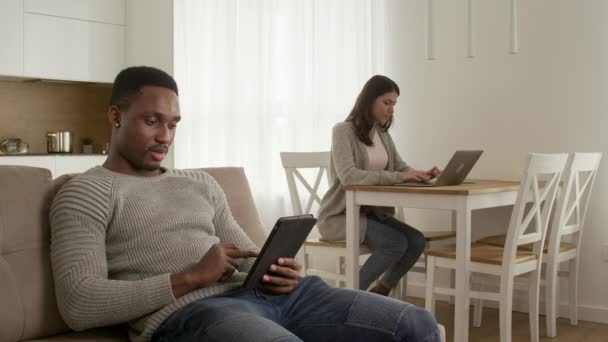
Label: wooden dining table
xmin=344 ymin=179 xmax=521 ymax=342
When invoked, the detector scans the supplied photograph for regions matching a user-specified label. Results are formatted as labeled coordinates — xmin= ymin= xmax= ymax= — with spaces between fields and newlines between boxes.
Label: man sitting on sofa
xmin=50 ymin=66 xmax=440 ymax=342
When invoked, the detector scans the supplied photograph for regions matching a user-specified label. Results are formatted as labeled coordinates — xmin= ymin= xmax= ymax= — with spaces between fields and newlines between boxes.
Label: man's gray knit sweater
xmin=49 ymin=166 xmax=259 ymax=341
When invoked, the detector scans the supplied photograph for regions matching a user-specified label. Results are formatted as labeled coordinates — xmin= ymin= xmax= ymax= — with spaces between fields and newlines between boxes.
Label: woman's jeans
xmin=152 ymin=276 xmax=440 ymax=342
xmin=360 ymin=216 xmax=426 ymax=291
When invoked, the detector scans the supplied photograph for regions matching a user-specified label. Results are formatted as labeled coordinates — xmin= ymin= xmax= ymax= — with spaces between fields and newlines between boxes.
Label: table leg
xmin=454 ymin=200 xmax=471 ymax=342
xmin=449 ymin=210 xmax=457 ymax=305
xmin=345 ymin=190 xmax=360 ymax=289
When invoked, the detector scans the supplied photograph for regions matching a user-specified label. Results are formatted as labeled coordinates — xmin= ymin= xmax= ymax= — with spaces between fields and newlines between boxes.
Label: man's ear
xmin=108 ymin=105 xmax=122 ymax=128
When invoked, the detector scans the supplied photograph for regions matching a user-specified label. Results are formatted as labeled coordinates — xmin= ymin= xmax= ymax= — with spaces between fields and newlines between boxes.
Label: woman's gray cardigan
xmin=317 ymin=121 xmax=411 ymax=242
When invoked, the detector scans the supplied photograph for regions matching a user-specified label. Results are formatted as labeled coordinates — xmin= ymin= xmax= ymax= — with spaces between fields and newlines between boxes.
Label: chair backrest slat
xmin=280 ymin=152 xmax=331 ymax=215
xmin=281 ymin=151 xmax=331 ymax=168
xmin=562 ymin=169 xmax=594 ymax=232
xmin=546 ymin=152 xmax=602 ymax=258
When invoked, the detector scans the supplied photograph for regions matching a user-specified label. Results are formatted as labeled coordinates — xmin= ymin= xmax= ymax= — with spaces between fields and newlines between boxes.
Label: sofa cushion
xmin=0 ymin=166 xmax=70 ymax=342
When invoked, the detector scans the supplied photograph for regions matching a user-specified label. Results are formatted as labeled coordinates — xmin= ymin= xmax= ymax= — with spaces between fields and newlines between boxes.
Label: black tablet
xmin=242 ymin=214 xmax=317 ymax=289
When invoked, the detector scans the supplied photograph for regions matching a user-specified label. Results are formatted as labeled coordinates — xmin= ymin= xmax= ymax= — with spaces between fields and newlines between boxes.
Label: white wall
xmin=125 ymin=0 xmax=175 ymax=167
xmin=125 ymin=0 xmax=174 ymax=73
xmin=384 ymin=0 xmax=608 ymax=322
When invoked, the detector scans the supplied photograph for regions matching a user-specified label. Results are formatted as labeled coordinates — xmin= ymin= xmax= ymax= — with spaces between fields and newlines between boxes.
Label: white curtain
xmin=174 ymin=0 xmax=388 ymax=229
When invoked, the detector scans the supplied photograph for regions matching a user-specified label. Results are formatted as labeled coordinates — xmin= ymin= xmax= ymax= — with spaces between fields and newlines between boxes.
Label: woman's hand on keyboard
xmin=425 ymin=166 xmax=441 ymax=179
xmin=399 ymin=170 xmax=432 ymax=182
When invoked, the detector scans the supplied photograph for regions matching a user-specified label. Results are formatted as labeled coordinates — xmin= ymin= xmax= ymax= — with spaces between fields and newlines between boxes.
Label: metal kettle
xmin=47 ymin=131 xmax=73 ymax=153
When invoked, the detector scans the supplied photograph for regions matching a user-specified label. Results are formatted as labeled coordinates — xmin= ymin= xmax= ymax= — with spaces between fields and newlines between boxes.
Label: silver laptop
xmin=397 ymin=150 xmax=483 ymax=187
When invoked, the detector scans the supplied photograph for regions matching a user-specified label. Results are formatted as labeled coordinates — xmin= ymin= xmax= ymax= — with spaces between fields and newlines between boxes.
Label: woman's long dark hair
xmin=345 ymin=75 xmax=400 ymax=146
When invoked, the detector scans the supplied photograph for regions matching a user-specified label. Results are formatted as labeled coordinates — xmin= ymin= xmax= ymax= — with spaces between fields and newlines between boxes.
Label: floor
xmin=405 ymin=297 xmax=608 ymax=342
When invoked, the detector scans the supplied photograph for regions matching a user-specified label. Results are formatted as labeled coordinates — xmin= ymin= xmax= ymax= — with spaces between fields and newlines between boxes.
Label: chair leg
xmin=336 ymin=256 xmax=345 ymax=288
xmin=302 ymin=251 xmax=310 ymax=277
xmin=388 ymin=278 xmax=396 ymax=299
xmin=473 ymin=276 xmax=484 ymax=328
xmin=391 ymin=276 xmax=405 ymax=300
xmin=420 ymin=252 xmax=427 ymax=299
xmin=569 ymin=259 xmax=579 ymax=326
xmin=499 ymin=276 xmax=514 ymax=342
xmin=528 ymin=269 xmax=541 ymax=342
xmin=449 ymin=268 xmax=456 ymax=305
xmin=425 ymin=256 xmax=436 ymax=314
xmin=400 ymin=274 xmax=408 ymax=299
xmin=473 ymin=298 xmax=484 ymax=327
xmin=544 ymin=259 xmax=559 ymax=337
xmin=437 ymin=323 xmax=446 ymax=342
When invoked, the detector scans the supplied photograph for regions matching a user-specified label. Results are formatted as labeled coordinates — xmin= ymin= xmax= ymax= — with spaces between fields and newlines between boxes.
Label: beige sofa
xmin=0 ymin=166 xmax=268 ymax=342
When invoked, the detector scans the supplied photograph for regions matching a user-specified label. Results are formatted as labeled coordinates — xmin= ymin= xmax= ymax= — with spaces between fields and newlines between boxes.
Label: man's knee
xmin=344 ymin=292 xmax=439 ymax=341
xmin=397 ymin=305 xmax=441 ymax=342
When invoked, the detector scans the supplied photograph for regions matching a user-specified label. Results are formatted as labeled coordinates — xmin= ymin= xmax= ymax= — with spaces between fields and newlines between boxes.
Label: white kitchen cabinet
xmin=0 ymin=155 xmax=106 ymax=178
xmin=0 ymin=0 xmax=23 ymax=77
xmin=23 ymin=13 xmax=125 ymax=83
xmin=24 ymin=0 xmax=125 ymax=25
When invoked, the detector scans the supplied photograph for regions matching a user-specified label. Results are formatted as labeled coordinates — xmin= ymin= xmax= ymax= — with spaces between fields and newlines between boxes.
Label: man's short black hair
xmin=110 ymin=66 xmax=179 ymax=109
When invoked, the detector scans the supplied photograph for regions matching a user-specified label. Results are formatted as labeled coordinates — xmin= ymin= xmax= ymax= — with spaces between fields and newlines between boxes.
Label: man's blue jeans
xmin=152 ymin=276 xmax=440 ymax=342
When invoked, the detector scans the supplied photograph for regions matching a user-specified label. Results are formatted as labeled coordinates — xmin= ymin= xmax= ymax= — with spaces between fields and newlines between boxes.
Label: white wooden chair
xmin=543 ymin=152 xmax=601 ymax=336
xmin=280 ymin=151 xmax=372 ymax=287
xmin=281 ymin=151 xmax=455 ymax=299
xmin=424 ymin=153 xmax=568 ymax=342
xmin=475 ymin=152 xmax=602 ymax=337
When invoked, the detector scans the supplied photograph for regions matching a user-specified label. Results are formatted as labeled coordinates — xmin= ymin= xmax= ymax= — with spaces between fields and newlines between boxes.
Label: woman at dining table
xmin=317 ymin=75 xmax=440 ymax=295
